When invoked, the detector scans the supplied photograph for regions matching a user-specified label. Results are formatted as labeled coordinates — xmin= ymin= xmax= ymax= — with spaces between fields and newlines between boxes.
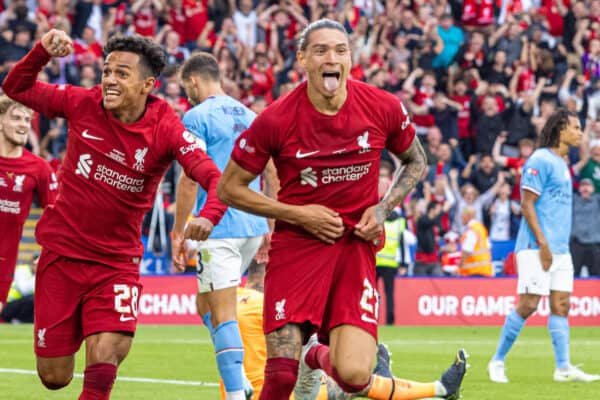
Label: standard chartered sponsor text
xmin=0 ymin=198 xmax=20 ymax=214
xmin=321 ymin=162 xmax=371 ymax=184
xmin=94 ymin=164 xmax=144 ymax=193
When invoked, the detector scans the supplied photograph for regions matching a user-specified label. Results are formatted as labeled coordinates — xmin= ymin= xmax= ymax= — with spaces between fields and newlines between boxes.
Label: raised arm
xmin=2 ymin=29 xmax=75 ymax=117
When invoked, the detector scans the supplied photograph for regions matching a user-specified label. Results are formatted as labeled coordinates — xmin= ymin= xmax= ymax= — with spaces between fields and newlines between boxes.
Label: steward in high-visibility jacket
xmin=376 ymin=218 xmax=406 ymax=268
xmin=459 ymin=208 xmax=494 ymax=277
xmin=7 ymin=263 xmax=34 ymax=302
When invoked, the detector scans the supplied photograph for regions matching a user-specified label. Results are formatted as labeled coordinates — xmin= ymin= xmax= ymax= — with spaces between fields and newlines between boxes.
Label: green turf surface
xmin=1 ymin=325 xmax=599 ymax=399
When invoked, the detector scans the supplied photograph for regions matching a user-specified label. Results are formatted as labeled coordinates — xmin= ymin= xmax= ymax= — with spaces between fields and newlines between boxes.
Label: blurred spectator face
xmin=579 ymin=180 xmax=595 ymax=198
xmin=165 ymin=82 xmax=181 ymax=98
xmin=479 ymin=155 xmax=495 ymax=173
xmin=434 ymin=175 xmax=446 ymax=193
xmin=274 ymin=9 xmax=289 ymax=27
xmin=471 ymin=32 xmax=484 ymax=52
xmin=393 ymin=62 xmax=409 ymax=80
xmin=427 ymin=127 xmax=442 ymax=147
xmin=438 ymin=143 xmax=451 ymax=162
xmin=394 ymin=33 xmax=408 ymax=49
xmin=461 ymin=207 xmax=475 ymax=225
xmin=499 ymin=182 xmax=511 ymax=200
xmin=591 ymin=145 xmax=600 ymax=162
xmin=592 ymin=0 xmax=600 ymax=18
xmin=507 ymin=23 xmax=521 ymax=39
xmin=440 ymin=15 xmax=453 ymax=30
xmin=461 ymin=184 xmax=478 ymax=203
xmin=454 ymin=80 xmax=467 ymax=96
xmin=482 ymin=96 xmax=498 ymax=116
xmin=0 ymin=103 xmax=31 ymax=147
xmin=418 ymin=5 xmax=433 ymax=23
xmin=401 ymin=10 xmax=415 ymax=27
xmin=240 ymin=0 xmax=253 ymax=15
xmin=165 ymin=31 xmax=180 ymax=48
xmin=370 ymin=69 xmax=388 ymax=88
xmin=83 ymin=27 xmax=96 ymax=44
xmin=573 ymin=1 xmax=587 ymax=18
xmin=494 ymin=50 xmax=507 ymax=66
xmin=433 ymin=93 xmax=447 ymax=110
xmin=540 ymin=99 xmax=556 ymax=117
xmin=422 ymin=73 xmax=436 ymax=93
xmin=298 ymin=28 xmax=351 ymax=100
xmin=518 ymin=139 xmax=535 ymax=158
xmin=81 ymin=65 xmax=96 ymax=86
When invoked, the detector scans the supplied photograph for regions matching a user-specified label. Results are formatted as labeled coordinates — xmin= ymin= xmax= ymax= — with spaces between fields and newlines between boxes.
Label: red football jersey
xmin=0 ymin=151 xmax=57 ymax=280
xmin=3 ymin=43 xmax=226 ymax=270
xmin=231 ymin=80 xmax=415 ymax=235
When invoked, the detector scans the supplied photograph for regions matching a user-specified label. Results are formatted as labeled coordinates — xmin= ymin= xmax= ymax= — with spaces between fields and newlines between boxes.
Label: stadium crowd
xmin=2 ymin=0 xmax=600 ymax=277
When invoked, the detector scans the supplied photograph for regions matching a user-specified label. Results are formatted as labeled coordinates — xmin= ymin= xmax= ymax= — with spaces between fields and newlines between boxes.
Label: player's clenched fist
xmin=41 ymin=29 xmax=73 ymax=58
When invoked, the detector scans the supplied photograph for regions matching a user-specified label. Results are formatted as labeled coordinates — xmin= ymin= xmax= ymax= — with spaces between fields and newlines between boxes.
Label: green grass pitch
xmin=1 ymin=325 xmax=599 ymax=399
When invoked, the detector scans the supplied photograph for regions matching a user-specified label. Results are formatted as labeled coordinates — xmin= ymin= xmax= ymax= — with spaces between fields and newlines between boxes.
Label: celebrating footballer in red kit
xmin=2 ymin=29 xmax=226 ymax=399
xmin=0 ymin=96 xmax=57 ymax=309
xmin=219 ymin=18 xmax=467 ymax=400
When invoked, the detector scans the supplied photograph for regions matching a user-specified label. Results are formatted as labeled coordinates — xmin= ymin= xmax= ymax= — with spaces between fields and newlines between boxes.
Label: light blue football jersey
xmin=515 ymin=148 xmax=572 ymax=254
xmin=183 ymin=95 xmax=269 ymax=239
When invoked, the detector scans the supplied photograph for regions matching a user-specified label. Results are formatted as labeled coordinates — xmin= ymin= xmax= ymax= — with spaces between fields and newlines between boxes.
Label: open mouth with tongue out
xmin=322 ymin=72 xmax=341 ymax=92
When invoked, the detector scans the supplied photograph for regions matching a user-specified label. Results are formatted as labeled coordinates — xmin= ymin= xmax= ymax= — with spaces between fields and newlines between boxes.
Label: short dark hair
xmin=539 ymin=108 xmax=576 ymax=148
xmin=104 ymin=35 xmax=166 ymax=78
xmin=297 ymin=18 xmax=348 ymax=51
xmin=180 ymin=52 xmax=220 ymax=82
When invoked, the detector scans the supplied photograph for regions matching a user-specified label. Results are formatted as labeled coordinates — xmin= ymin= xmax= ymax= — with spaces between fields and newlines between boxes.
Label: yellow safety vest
xmin=376 ymin=218 xmax=405 ymax=268
xmin=7 ymin=264 xmax=33 ymax=302
xmin=460 ymin=220 xmax=493 ymax=276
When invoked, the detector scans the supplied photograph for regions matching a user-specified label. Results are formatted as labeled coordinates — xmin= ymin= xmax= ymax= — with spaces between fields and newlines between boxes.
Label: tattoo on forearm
xmin=381 ymin=140 xmax=427 ymax=217
xmin=265 ymin=324 xmax=303 ymax=359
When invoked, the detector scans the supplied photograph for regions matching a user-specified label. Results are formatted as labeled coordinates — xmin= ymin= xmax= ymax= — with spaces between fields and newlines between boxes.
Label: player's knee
xmin=333 ymin=362 xmax=371 ymax=388
xmin=38 ymin=370 xmax=72 ymax=390
xmin=517 ymin=299 xmax=539 ymax=318
xmin=550 ymin=297 xmax=570 ymax=316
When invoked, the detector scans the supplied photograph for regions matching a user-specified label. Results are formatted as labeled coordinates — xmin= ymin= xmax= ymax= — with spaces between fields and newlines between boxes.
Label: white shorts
xmin=194 ymin=236 xmax=263 ymax=293
xmin=516 ymin=250 xmax=574 ymax=296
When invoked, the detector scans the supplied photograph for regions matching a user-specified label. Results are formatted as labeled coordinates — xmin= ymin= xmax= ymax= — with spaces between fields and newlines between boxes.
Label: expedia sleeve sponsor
xmin=94 ymin=164 xmax=145 ymax=193
xmin=0 ymin=198 xmax=21 ymax=214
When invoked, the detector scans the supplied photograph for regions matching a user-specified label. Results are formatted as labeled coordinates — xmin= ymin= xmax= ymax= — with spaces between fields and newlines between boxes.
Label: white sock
xmin=226 ymin=390 xmax=246 ymax=400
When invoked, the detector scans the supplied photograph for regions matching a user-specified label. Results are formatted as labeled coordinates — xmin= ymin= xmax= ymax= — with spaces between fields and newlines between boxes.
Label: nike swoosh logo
xmin=296 ymin=149 xmax=319 ymax=158
xmin=120 ymin=315 xmax=135 ymax=322
xmin=82 ymin=129 xmax=103 ymax=141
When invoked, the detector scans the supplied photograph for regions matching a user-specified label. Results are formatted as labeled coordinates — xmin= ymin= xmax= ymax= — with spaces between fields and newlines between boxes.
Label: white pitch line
xmin=0 ymin=368 xmax=219 ymax=387
xmin=3 ymin=338 xmax=600 ymax=346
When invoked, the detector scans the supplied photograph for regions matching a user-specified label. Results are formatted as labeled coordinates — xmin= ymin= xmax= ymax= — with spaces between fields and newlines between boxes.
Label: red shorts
xmin=263 ymin=231 xmax=379 ymax=343
xmin=0 ymin=279 xmax=11 ymax=307
xmin=34 ymin=249 xmax=142 ymax=357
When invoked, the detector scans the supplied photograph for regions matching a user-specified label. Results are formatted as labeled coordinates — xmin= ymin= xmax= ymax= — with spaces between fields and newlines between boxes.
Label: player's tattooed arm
xmin=265 ymin=324 xmax=303 ymax=359
xmin=379 ymin=139 xmax=427 ymax=218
